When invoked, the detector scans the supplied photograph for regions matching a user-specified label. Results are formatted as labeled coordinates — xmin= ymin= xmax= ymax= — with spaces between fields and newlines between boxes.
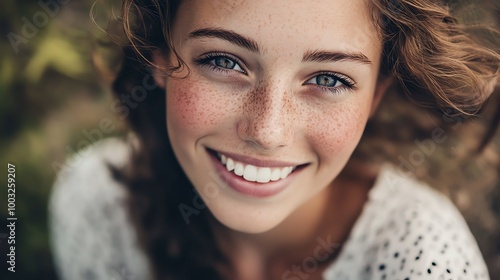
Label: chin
xmin=206 ymin=201 xmax=288 ymax=234
xmin=220 ymin=217 xmax=282 ymax=234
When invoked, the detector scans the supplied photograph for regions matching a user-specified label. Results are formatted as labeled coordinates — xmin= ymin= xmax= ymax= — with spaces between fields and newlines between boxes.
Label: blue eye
xmin=195 ymin=53 xmax=246 ymax=73
xmin=312 ymin=74 xmax=341 ymax=87
xmin=214 ymin=57 xmax=237 ymax=69
xmin=305 ymin=73 xmax=355 ymax=95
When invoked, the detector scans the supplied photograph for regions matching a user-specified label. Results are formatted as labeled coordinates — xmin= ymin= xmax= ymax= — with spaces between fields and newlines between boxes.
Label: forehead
xmin=175 ymin=0 xmax=381 ymax=62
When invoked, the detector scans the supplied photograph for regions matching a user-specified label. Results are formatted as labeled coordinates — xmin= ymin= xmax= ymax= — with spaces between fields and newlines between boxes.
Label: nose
xmin=237 ymin=80 xmax=295 ymax=151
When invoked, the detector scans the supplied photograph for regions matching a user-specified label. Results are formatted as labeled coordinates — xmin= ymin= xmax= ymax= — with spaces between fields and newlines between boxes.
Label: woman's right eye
xmin=195 ymin=53 xmax=246 ymax=74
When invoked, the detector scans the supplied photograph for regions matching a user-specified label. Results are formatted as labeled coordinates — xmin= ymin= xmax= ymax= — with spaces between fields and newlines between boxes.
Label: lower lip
xmin=207 ymin=149 xmax=305 ymax=198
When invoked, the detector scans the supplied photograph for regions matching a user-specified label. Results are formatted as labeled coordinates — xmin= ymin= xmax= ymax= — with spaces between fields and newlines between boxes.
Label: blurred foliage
xmin=1 ymin=1 xmax=124 ymax=279
xmin=0 ymin=1 xmax=499 ymax=280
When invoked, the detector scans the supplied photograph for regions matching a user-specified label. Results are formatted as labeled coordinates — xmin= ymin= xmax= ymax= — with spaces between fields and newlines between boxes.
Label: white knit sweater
xmin=48 ymin=138 xmax=490 ymax=280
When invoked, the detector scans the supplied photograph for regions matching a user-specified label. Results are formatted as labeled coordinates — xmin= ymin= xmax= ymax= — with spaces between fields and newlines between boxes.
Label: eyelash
xmin=306 ymin=72 xmax=356 ymax=95
xmin=194 ymin=52 xmax=357 ymax=95
xmin=194 ymin=52 xmax=247 ymax=74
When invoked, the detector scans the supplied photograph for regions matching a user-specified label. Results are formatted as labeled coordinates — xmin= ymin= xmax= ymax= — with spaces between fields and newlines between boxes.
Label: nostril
xmin=236 ymin=119 xmax=293 ymax=151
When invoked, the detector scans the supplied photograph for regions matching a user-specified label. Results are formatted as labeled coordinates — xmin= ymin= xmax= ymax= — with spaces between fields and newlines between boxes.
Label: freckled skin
xmin=158 ymin=0 xmax=386 ymax=249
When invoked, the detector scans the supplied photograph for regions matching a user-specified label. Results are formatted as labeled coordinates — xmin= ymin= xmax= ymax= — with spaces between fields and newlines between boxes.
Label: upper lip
xmin=208 ymin=148 xmax=306 ymax=168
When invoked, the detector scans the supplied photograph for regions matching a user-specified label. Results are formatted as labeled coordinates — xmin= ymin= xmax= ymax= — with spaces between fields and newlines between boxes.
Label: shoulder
xmin=324 ymin=165 xmax=490 ymax=280
xmin=49 ymin=137 xmax=132 ymax=236
xmin=48 ymin=136 xmax=152 ymax=280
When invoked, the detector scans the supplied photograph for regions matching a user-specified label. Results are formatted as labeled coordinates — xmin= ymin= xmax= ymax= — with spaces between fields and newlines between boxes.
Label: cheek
xmin=306 ymin=102 xmax=369 ymax=157
xmin=166 ymin=79 xmax=232 ymax=134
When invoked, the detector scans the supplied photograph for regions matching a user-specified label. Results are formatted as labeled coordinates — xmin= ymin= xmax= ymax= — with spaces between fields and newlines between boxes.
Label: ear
xmin=151 ymin=51 xmax=168 ymax=89
xmin=369 ymin=75 xmax=394 ymax=117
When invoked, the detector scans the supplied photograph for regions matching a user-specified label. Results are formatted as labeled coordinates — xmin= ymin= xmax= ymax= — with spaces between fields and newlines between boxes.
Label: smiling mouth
xmin=207 ymin=149 xmax=307 ymax=184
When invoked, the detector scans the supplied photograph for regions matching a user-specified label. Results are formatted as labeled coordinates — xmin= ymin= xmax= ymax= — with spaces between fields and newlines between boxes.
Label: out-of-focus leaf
xmin=24 ymin=37 xmax=89 ymax=83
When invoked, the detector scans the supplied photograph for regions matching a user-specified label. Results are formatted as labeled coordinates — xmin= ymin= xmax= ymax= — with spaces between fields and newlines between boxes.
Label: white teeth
xmin=256 ymin=167 xmax=272 ymax=183
xmin=226 ymin=158 xmax=235 ymax=172
xmin=234 ymin=162 xmax=245 ymax=176
xmin=243 ymin=165 xmax=257 ymax=181
xmin=270 ymin=169 xmax=281 ymax=181
xmin=217 ymin=153 xmax=296 ymax=183
xmin=280 ymin=167 xmax=291 ymax=179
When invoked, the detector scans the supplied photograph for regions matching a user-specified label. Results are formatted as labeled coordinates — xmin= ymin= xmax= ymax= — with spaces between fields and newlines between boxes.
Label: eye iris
xmin=317 ymin=75 xmax=337 ymax=87
xmin=215 ymin=57 xmax=235 ymax=69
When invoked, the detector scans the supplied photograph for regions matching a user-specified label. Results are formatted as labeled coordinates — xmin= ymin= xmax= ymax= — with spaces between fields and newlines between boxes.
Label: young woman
xmin=49 ymin=0 xmax=499 ymax=279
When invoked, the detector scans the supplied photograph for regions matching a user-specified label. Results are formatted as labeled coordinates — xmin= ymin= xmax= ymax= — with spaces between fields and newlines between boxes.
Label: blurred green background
xmin=1 ymin=1 xmax=125 ymax=279
xmin=0 ymin=1 xmax=499 ymax=280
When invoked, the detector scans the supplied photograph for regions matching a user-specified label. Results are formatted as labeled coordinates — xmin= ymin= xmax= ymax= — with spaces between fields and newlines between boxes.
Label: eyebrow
xmin=188 ymin=28 xmax=372 ymax=66
xmin=303 ymin=50 xmax=372 ymax=66
xmin=188 ymin=28 xmax=260 ymax=53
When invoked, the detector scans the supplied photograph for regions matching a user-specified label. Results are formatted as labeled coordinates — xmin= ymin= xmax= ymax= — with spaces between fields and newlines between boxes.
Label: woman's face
xmin=156 ymin=0 xmax=386 ymax=233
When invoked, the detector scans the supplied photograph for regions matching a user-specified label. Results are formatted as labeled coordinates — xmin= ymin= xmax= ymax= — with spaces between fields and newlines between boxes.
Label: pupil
xmin=216 ymin=57 xmax=234 ymax=69
xmin=317 ymin=75 xmax=336 ymax=86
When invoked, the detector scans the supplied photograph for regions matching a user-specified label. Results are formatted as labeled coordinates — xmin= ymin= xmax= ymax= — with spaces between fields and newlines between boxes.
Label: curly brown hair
xmin=109 ymin=0 xmax=500 ymax=279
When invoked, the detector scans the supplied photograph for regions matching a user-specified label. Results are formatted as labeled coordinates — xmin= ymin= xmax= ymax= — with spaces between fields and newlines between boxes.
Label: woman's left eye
xmin=310 ymin=74 xmax=340 ymax=87
xmin=305 ymin=73 xmax=355 ymax=94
